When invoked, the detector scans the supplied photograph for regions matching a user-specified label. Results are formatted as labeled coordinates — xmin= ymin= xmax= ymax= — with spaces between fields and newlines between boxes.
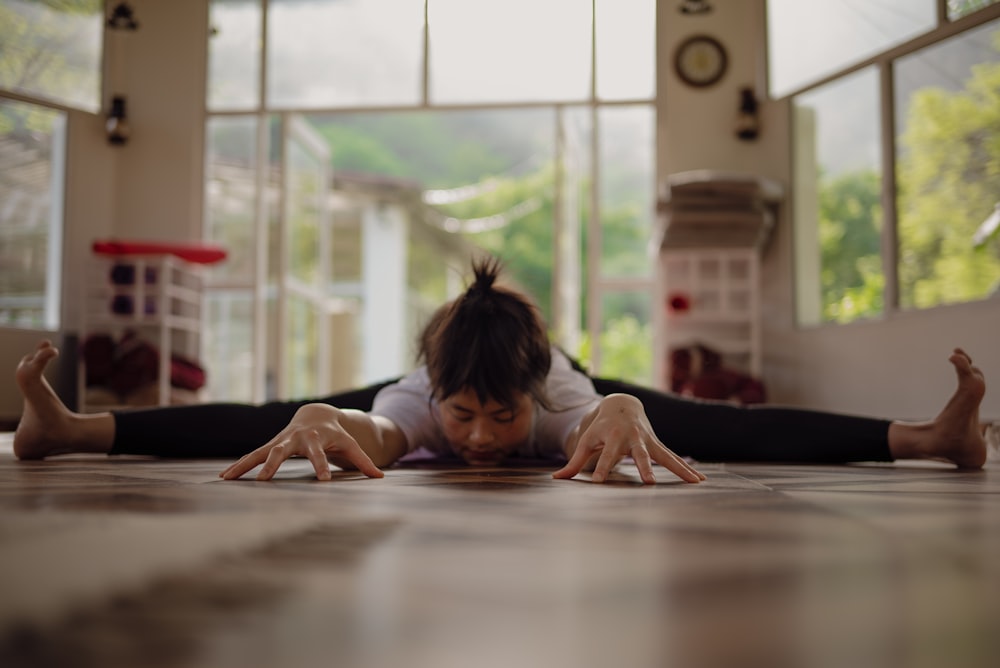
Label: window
xmin=950 ymin=0 xmax=1000 ymax=20
xmin=207 ymin=0 xmax=262 ymax=111
xmin=203 ymin=115 xmax=261 ymax=400
xmin=783 ymin=4 xmax=1000 ymax=326
xmin=0 ymin=0 xmax=103 ymax=112
xmin=768 ymin=0 xmax=935 ymax=98
xmin=894 ymin=19 xmax=1000 ymax=309
xmin=0 ymin=0 xmax=105 ymax=333
xmin=792 ymin=69 xmax=884 ymax=325
xmin=428 ymin=0 xmax=591 ymax=104
xmin=205 ymin=0 xmax=657 ymax=400
xmin=0 ymin=98 xmax=66 ymax=329
xmin=595 ymin=0 xmax=655 ymax=101
xmin=267 ymin=0 xmax=424 ymax=108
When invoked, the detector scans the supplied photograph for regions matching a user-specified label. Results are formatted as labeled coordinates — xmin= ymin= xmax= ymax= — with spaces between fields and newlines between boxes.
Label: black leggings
xmin=111 ymin=378 xmax=892 ymax=463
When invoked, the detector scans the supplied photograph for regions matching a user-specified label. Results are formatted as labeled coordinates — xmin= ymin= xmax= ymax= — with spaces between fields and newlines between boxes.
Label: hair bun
xmin=469 ymin=256 xmax=502 ymax=296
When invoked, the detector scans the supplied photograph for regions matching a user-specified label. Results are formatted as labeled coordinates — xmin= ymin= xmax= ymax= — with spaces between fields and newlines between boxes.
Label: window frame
xmin=776 ymin=1 xmax=1000 ymax=326
xmin=205 ymin=0 xmax=658 ymax=399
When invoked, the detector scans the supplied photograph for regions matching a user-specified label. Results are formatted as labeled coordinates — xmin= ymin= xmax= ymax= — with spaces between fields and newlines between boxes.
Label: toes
xmin=950 ymin=352 xmax=974 ymax=374
xmin=25 ymin=344 xmax=57 ymax=366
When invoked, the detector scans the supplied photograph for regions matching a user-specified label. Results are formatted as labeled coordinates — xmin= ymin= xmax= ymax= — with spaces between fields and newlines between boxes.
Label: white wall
xmin=361 ymin=204 xmax=409 ymax=384
xmin=110 ymin=0 xmax=208 ymax=242
xmin=3 ymin=0 xmax=997 ymax=424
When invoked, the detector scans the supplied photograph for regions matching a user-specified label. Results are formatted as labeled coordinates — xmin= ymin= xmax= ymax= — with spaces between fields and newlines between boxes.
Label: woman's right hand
xmin=219 ymin=403 xmax=385 ymax=481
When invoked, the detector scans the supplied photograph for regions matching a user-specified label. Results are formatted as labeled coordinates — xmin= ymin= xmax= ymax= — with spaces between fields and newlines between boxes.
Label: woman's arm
xmin=219 ymin=402 xmax=408 ymax=481
xmin=553 ymin=393 xmax=705 ymax=484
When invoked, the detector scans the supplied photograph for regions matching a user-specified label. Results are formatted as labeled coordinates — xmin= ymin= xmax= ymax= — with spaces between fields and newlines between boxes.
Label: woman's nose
xmin=467 ymin=419 xmax=494 ymax=445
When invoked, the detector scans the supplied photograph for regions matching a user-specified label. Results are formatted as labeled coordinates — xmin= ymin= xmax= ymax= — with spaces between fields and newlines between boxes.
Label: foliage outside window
xmin=205 ymin=0 xmax=658 ymax=398
xmin=203 ymin=115 xmax=262 ymax=401
xmin=950 ymin=0 xmax=1000 ymax=20
xmin=0 ymin=0 xmax=103 ymax=112
xmin=894 ymin=21 xmax=1000 ymax=309
xmin=0 ymin=98 xmax=65 ymax=329
xmin=790 ymin=7 xmax=1000 ymax=325
xmin=793 ymin=69 xmax=884 ymax=325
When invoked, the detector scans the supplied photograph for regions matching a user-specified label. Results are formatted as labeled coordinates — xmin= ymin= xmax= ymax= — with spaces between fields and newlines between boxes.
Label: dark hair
xmin=419 ymin=256 xmax=553 ymax=411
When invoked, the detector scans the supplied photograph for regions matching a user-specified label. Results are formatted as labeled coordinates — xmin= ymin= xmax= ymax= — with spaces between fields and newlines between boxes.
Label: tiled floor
xmin=0 ymin=434 xmax=998 ymax=668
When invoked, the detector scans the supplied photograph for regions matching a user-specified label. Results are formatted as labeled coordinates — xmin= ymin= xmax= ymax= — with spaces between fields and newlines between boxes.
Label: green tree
xmin=575 ymin=314 xmax=653 ymax=385
xmin=308 ymin=110 xmax=655 ymax=382
xmin=896 ymin=36 xmax=1000 ymax=308
xmin=818 ymin=169 xmax=884 ymax=322
xmin=0 ymin=0 xmax=102 ymax=110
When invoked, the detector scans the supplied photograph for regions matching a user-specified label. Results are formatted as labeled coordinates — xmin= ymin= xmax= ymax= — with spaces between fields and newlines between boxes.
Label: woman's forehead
xmin=443 ymin=387 xmax=531 ymax=411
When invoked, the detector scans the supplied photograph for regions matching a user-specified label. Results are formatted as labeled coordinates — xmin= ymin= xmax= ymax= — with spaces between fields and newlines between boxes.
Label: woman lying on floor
xmin=13 ymin=257 xmax=989 ymax=484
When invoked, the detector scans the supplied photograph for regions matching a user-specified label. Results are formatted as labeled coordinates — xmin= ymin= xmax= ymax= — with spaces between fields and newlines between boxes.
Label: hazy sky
xmin=768 ymin=0 xmax=937 ymax=97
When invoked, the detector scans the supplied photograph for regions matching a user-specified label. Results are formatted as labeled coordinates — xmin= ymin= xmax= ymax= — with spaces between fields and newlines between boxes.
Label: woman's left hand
xmin=552 ymin=393 xmax=705 ymax=484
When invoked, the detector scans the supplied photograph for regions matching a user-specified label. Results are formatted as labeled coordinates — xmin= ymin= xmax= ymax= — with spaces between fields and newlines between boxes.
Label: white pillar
xmin=361 ymin=203 xmax=408 ymax=383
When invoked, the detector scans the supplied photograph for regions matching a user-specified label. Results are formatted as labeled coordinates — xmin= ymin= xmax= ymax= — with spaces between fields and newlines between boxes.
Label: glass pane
xmin=280 ymin=115 xmax=330 ymax=398
xmin=949 ymin=0 xmax=1000 ymax=20
xmin=429 ymin=0 xmax=591 ymax=103
xmin=0 ymin=98 xmax=65 ymax=329
xmin=0 ymin=0 xmax=103 ymax=111
xmin=407 ymin=222 xmax=472 ymax=365
xmin=895 ymin=19 xmax=1000 ymax=309
xmin=579 ymin=291 xmax=652 ymax=385
xmin=599 ymin=105 xmax=655 ymax=279
xmin=595 ymin=0 xmax=655 ymax=101
xmin=553 ymin=106 xmax=592 ymax=353
xmin=286 ymin=138 xmax=324 ymax=285
xmin=330 ymin=207 xmax=363 ymax=285
xmin=207 ymin=0 xmax=262 ymax=110
xmin=205 ymin=115 xmax=259 ymax=284
xmin=267 ymin=0 xmax=424 ymax=108
xmin=768 ymin=0 xmax=935 ymax=97
xmin=793 ymin=68 xmax=883 ymax=325
xmin=285 ymin=294 xmax=319 ymax=397
xmin=204 ymin=291 xmax=254 ymax=401
xmin=310 ymin=107 xmax=556 ymax=320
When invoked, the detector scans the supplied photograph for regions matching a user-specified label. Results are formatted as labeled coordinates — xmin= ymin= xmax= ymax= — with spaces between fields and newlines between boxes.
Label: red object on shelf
xmin=667 ymin=292 xmax=691 ymax=313
xmin=92 ymin=239 xmax=228 ymax=265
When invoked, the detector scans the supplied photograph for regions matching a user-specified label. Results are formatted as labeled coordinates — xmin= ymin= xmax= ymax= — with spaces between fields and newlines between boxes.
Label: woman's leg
xmin=14 ymin=341 xmax=115 ymax=459
xmin=591 ymin=377 xmax=892 ymax=463
xmin=883 ymin=349 xmax=987 ymax=468
xmin=591 ymin=349 xmax=987 ymax=467
xmin=110 ymin=380 xmax=396 ymax=459
xmin=14 ymin=339 xmax=397 ymax=460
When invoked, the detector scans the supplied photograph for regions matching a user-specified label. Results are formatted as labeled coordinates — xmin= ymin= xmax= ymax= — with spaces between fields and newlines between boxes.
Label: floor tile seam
xmin=774 ymin=485 xmax=1000 ymax=496
xmin=715 ymin=471 xmax=777 ymax=492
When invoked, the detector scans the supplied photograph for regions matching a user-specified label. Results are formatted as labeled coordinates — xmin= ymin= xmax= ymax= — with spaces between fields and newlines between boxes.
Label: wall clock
xmin=674 ymin=35 xmax=728 ymax=88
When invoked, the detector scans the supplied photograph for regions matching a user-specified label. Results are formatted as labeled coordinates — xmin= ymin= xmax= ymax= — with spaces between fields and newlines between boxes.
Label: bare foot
xmin=890 ymin=348 xmax=987 ymax=469
xmin=13 ymin=341 xmax=113 ymax=459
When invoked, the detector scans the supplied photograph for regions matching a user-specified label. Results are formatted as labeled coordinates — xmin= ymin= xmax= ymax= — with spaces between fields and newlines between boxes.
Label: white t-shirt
xmin=370 ymin=349 xmax=602 ymax=460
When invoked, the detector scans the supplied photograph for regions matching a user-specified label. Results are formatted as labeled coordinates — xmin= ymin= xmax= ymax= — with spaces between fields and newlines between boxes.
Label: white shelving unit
xmin=78 ymin=254 xmax=204 ymax=413
xmin=658 ymin=248 xmax=761 ymax=379
xmin=653 ymin=171 xmax=783 ymax=392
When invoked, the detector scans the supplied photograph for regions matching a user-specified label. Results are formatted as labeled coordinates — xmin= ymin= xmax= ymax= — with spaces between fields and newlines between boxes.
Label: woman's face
xmin=438 ymin=388 xmax=534 ymax=465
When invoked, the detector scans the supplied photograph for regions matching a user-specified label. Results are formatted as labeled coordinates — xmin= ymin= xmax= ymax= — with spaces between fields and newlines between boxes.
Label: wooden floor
xmin=1 ymin=434 xmax=998 ymax=668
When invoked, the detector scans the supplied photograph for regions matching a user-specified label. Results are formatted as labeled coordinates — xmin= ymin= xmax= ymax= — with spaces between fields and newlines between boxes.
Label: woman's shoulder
xmin=549 ymin=346 xmax=591 ymax=378
xmin=373 ymin=366 xmax=432 ymax=401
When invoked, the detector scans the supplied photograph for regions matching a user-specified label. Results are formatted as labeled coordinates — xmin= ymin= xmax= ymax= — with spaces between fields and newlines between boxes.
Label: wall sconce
xmin=107 ymin=1 xmax=139 ymax=30
xmin=679 ymin=0 xmax=713 ymax=15
xmin=106 ymin=96 xmax=130 ymax=146
xmin=735 ymin=87 xmax=760 ymax=141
